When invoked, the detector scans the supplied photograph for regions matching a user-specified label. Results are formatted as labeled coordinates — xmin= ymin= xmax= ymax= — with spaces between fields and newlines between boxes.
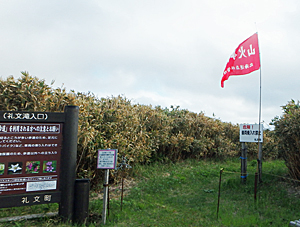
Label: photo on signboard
xmin=25 ymin=161 xmax=40 ymax=174
xmin=43 ymin=160 xmax=57 ymax=173
xmin=7 ymin=162 xmax=23 ymax=175
xmin=0 ymin=163 xmax=4 ymax=175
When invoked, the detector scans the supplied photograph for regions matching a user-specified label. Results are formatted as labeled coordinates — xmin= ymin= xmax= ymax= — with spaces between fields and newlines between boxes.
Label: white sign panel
xmin=26 ymin=180 xmax=57 ymax=192
xmin=97 ymin=149 xmax=118 ymax=169
xmin=239 ymin=124 xmax=263 ymax=142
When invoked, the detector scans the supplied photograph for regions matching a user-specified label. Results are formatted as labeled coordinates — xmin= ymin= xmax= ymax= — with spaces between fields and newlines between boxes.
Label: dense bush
xmin=271 ymin=100 xmax=300 ymax=180
xmin=0 ymin=73 xmax=75 ymax=112
xmin=0 ymin=72 xmax=278 ymax=186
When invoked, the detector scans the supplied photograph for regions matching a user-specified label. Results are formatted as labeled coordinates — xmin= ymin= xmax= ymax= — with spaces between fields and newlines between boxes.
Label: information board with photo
xmin=0 ymin=122 xmax=63 ymax=196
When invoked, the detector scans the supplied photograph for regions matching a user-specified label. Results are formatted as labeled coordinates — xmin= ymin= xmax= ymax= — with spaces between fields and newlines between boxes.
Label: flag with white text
xmin=221 ymin=33 xmax=260 ymax=88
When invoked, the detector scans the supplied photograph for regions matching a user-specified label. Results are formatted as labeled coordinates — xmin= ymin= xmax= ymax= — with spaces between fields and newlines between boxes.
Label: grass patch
xmin=0 ymin=159 xmax=299 ymax=226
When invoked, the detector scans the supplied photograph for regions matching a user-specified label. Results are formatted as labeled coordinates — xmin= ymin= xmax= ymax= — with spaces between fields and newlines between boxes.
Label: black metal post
xmin=74 ymin=179 xmax=90 ymax=224
xmin=59 ymin=106 xmax=79 ymax=221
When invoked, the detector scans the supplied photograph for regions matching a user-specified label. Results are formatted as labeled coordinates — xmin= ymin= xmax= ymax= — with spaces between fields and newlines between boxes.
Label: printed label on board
xmin=26 ymin=180 xmax=57 ymax=192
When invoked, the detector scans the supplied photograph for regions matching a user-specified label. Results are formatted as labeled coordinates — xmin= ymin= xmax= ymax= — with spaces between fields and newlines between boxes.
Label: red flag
xmin=221 ymin=33 xmax=260 ymax=88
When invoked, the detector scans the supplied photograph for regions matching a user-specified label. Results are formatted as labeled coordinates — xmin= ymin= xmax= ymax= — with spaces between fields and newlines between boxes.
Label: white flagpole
xmin=258 ymin=31 xmax=262 ymax=145
xmin=256 ymin=30 xmax=263 ymax=183
xmin=253 ymin=30 xmax=262 ymax=200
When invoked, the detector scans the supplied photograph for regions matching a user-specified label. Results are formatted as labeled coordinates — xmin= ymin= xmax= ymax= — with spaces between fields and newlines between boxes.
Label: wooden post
xmin=241 ymin=142 xmax=247 ymax=183
xmin=102 ymin=169 xmax=109 ymax=225
xmin=217 ymin=168 xmax=224 ymax=219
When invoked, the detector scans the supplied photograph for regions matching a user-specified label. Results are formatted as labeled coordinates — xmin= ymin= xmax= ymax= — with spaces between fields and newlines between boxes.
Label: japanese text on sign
xmin=239 ymin=124 xmax=263 ymax=142
xmin=0 ymin=122 xmax=62 ymax=196
xmin=97 ymin=149 xmax=118 ymax=169
xmin=3 ymin=112 xmax=48 ymax=120
xmin=0 ymin=124 xmax=60 ymax=133
xmin=21 ymin=194 xmax=52 ymax=204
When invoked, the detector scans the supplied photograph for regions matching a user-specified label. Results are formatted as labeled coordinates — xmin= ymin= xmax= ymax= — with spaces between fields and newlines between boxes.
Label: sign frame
xmin=97 ymin=149 xmax=118 ymax=170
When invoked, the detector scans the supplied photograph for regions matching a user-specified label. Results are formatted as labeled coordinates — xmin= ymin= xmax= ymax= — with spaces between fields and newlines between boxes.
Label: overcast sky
xmin=1 ymin=0 xmax=299 ymax=129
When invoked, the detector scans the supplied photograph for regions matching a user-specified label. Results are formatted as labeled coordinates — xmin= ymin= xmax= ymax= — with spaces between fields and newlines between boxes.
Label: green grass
xmin=0 ymin=159 xmax=299 ymax=226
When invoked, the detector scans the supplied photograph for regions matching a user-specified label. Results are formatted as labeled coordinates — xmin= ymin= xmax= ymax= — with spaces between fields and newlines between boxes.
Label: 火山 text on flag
xmin=221 ymin=33 xmax=260 ymax=88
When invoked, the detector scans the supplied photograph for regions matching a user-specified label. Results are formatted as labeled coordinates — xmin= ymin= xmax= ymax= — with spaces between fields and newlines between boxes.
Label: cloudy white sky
xmin=0 ymin=0 xmax=299 ymax=129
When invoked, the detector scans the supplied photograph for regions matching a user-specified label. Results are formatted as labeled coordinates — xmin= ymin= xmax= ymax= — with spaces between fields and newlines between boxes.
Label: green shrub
xmin=0 ymin=72 xmax=279 ymax=187
xmin=271 ymin=99 xmax=300 ymax=180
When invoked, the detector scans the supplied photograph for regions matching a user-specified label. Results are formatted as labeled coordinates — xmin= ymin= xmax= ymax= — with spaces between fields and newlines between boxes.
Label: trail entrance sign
xmin=0 ymin=106 xmax=79 ymax=221
xmin=239 ymin=124 xmax=263 ymax=143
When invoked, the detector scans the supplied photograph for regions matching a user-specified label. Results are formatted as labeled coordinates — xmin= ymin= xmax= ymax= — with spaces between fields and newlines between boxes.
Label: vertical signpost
xmin=241 ymin=142 xmax=247 ymax=184
xmin=97 ymin=149 xmax=118 ymax=225
xmin=0 ymin=106 xmax=79 ymax=221
xmin=239 ymin=123 xmax=263 ymax=182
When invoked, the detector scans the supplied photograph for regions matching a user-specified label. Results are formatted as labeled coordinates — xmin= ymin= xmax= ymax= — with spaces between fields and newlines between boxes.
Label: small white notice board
xmin=97 ymin=149 xmax=118 ymax=169
xmin=239 ymin=124 xmax=263 ymax=143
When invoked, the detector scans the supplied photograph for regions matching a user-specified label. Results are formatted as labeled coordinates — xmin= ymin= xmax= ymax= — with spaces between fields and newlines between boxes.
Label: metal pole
xmin=257 ymin=57 xmax=262 ymax=172
xmin=258 ymin=142 xmax=263 ymax=182
xmin=102 ymin=169 xmax=109 ymax=225
xmin=59 ymin=106 xmax=79 ymax=221
xmin=108 ymin=184 xmax=110 ymax=217
xmin=255 ymin=31 xmax=262 ymax=195
xmin=255 ymin=70 xmax=262 ymax=190
xmin=254 ymin=172 xmax=258 ymax=201
xmin=121 ymin=177 xmax=124 ymax=211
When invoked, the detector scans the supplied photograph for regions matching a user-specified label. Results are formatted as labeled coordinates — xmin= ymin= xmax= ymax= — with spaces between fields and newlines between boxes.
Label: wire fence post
xmin=116 ymin=156 xmax=132 ymax=211
xmin=217 ymin=168 xmax=224 ymax=220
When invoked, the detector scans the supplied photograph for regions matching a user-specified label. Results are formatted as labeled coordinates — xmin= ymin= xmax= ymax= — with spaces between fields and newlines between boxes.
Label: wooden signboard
xmin=0 ymin=107 xmax=79 ymax=221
